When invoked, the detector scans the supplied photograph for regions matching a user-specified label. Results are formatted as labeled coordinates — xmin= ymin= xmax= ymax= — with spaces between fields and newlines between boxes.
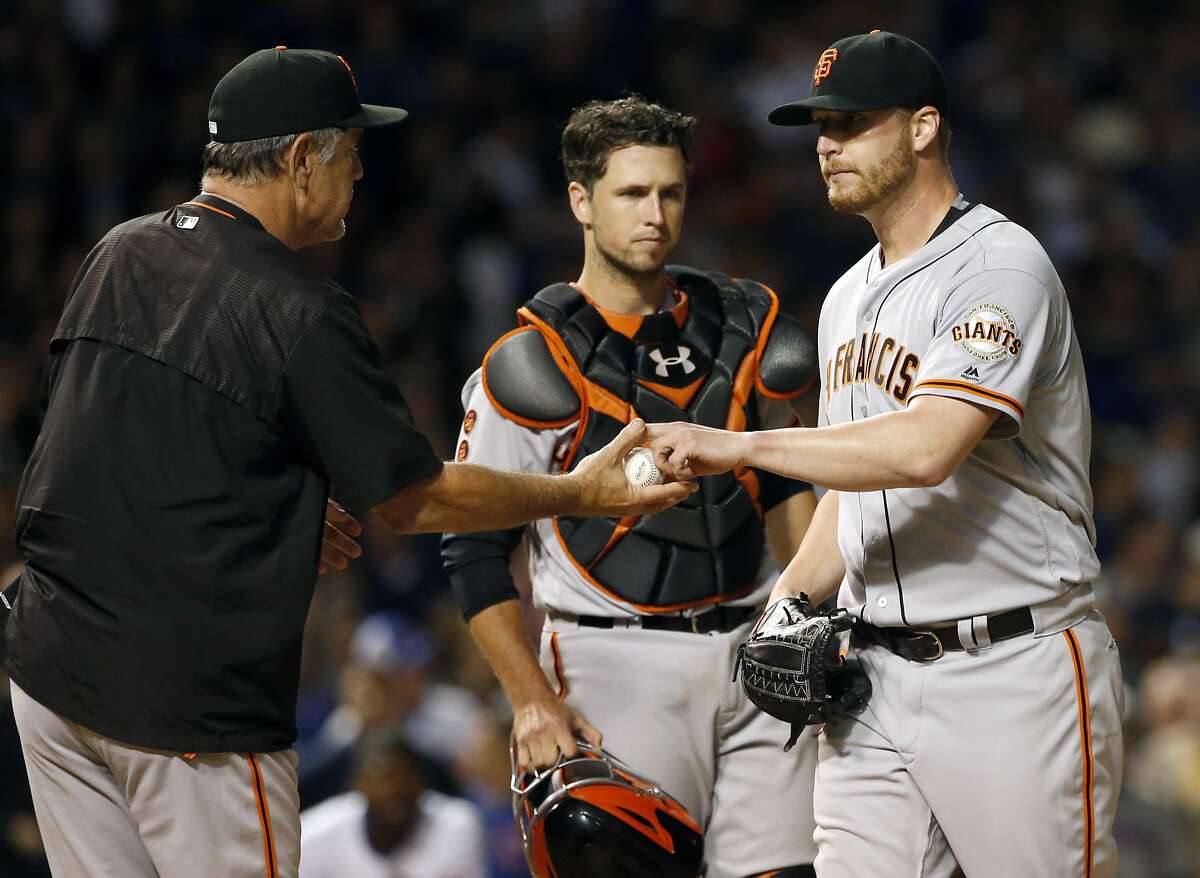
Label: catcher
xmin=441 ymin=96 xmax=822 ymax=877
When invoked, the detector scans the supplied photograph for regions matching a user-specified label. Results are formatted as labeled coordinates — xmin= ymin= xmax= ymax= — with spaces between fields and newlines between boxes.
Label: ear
xmin=567 ymin=181 xmax=592 ymax=227
xmin=910 ymin=106 xmax=941 ymax=155
xmin=287 ymin=132 xmax=317 ymax=191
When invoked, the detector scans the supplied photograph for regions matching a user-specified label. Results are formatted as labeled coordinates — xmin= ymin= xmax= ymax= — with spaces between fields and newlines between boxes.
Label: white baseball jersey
xmin=818 ymin=199 xmax=1099 ymax=630
xmin=300 ymin=790 xmax=487 ymax=878
xmin=455 ymin=376 xmax=793 ymax=616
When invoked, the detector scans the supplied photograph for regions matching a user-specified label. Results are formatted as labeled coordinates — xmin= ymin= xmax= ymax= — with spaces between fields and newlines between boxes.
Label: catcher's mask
xmin=511 ymin=741 xmax=704 ymax=878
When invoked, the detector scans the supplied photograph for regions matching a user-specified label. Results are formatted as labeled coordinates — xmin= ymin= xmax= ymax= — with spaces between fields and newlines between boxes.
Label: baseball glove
xmin=735 ymin=594 xmax=872 ymax=751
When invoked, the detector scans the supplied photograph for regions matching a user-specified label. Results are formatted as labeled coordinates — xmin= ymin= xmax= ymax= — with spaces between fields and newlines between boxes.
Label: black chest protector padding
xmin=522 ymin=265 xmax=776 ymax=608
xmin=761 ymin=313 xmax=819 ymax=398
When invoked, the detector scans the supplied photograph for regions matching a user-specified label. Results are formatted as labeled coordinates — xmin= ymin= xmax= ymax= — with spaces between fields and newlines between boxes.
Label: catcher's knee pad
xmin=512 ymin=741 xmax=704 ymax=878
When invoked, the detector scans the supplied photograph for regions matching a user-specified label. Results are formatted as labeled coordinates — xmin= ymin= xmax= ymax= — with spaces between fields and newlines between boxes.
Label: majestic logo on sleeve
xmin=813 ymin=48 xmax=839 ymax=85
xmin=649 ymin=345 xmax=696 ymax=378
xmin=825 ymin=332 xmax=921 ymax=403
xmin=952 ymin=304 xmax=1022 ymax=362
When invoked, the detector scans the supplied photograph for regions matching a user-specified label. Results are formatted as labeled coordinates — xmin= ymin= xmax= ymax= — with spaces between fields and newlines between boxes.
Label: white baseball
xmin=624 ymin=447 xmax=663 ymax=487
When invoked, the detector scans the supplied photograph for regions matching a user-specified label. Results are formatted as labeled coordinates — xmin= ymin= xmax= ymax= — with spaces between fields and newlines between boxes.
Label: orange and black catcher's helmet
xmin=512 ymin=742 xmax=704 ymax=877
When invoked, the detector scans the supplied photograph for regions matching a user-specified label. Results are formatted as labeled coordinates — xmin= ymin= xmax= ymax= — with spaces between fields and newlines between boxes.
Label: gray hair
xmin=200 ymin=127 xmax=345 ymax=186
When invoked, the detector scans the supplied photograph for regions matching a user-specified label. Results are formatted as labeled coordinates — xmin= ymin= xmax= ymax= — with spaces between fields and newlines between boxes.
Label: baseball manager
xmin=1 ymin=47 xmax=689 ymax=878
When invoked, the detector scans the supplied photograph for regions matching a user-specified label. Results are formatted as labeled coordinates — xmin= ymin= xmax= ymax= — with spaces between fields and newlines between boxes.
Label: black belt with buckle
xmin=571 ymin=605 xmax=759 ymax=635
xmin=852 ymin=606 xmax=1035 ymax=662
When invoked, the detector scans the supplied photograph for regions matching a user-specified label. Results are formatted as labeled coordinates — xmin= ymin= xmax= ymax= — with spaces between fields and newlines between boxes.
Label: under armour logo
xmin=649 ymin=346 xmax=696 ymax=378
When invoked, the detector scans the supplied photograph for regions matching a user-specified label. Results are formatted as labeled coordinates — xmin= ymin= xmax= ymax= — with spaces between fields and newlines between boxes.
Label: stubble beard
xmin=826 ymin=130 xmax=917 ymax=215
xmin=594 ymin=234 xmax=672 ymax=283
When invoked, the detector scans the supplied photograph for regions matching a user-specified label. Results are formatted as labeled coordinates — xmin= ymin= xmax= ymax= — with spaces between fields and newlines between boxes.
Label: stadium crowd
xmin=1 ymin=0 xmax=1197 ymax=874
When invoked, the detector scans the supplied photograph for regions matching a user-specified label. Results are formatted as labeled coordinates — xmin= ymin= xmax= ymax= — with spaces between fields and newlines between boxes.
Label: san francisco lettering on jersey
xmin=825 ymin=331 xmax=921 ymax=403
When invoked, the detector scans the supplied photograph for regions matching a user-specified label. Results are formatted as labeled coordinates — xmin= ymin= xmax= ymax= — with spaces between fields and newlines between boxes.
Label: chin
xmin=827 ymin=185 xmax=878 ymax=215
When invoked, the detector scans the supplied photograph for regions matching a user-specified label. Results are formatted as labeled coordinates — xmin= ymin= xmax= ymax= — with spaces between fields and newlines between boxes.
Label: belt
xmin=550 ymin=605 xmax=760 ymax=635
xmin=852 ymin=606 xmax=1035 ymax=662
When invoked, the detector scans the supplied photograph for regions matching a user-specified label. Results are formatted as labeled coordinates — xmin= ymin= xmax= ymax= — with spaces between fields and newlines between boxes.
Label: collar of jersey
xmin=569 ymin=280 xmax=690 ymax=343
xmin=871 ymin=197 xmax=990 ymax=279
xmin=188 ymin=192 xmax=267 ymax=232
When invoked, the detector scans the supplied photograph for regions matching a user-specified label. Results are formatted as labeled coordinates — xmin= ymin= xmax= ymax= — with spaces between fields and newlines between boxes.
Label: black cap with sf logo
xmin=207 ymin=47 xmax=408 ymax=143
xmin=768 ymin=31 xmax=949 ymax=126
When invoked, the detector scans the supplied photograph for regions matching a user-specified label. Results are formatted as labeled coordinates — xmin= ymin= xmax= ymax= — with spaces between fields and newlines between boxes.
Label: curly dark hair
xmin=561 ymin=95 xmax=696 ymax=191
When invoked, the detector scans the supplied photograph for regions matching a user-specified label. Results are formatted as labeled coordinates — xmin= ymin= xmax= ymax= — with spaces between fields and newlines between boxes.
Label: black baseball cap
xmin=768 ymin=31 xmax=949 ymax=126
xmin=207 ymin=47 xmax=408 ymax=143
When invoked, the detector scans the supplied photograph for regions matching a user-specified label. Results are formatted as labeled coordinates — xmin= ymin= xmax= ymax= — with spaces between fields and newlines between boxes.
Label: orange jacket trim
xmin=182 ymin=200 xmax=236 ymax=220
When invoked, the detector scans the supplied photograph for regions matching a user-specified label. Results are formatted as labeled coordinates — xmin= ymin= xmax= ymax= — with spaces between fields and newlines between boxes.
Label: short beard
xmin=827 ymin=129 xmax=917 ymax=214
xmin=594 ymin=235 xmax=670 ymax=283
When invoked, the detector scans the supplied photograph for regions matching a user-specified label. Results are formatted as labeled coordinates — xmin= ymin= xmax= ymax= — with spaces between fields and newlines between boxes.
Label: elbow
xmin=904 ymin=451 xmax=957 ymax=488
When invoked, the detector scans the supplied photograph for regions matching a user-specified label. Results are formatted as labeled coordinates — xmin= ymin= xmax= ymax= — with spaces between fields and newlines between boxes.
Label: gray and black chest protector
xmin=482 ymin=265 xmax=815 ymax=611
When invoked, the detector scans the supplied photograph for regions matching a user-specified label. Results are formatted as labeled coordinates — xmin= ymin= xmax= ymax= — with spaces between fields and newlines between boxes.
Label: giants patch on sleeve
xmin=951 ymin=304 xmax=1023 ymax=362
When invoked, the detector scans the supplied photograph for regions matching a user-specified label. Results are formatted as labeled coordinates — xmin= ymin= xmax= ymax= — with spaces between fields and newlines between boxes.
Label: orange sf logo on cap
xmin=813 ymin=48 xmax=839 ymax=86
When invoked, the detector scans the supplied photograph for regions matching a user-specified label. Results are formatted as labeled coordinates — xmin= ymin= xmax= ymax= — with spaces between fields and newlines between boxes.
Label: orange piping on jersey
xmin=481 ymin=326 xmax=581 ymax=430
xmin=245 ymin=754 xmax=278 ymax=878
xmin=751 ymin=871 xmax=784 ymax=878
xmin=182 ymin=201 xmax=236 ymax=220
xmin=549 ymin=632 xmax=568 ymax=698
xmin=550 ymin=517 xmax=760 ymax=613
xmin=1064 ymin=629 xmax=1095 ymax=878
xmin=910 ymin=379 xmax=1025 ymax=419
xmin=635 ymin=373 xmax=707 ymax=410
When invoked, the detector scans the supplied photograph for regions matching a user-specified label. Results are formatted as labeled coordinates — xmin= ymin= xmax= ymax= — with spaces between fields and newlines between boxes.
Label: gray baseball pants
xmin=10 ymin=682 xmax=300 ymax=878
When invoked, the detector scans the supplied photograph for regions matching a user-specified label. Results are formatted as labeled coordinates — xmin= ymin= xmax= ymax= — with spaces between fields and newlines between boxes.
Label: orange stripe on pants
xmin=245 ymin=754 xmax=278 ymax=878
xmin=1064 ymin=629 xmax=1094 ymax=878
xmin=550 ymin=632 xmax=569 ymax=698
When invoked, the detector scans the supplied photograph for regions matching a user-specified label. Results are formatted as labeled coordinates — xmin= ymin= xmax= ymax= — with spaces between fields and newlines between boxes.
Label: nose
xmin=816 ymin=133 xmax=840 ymax=159
xmin=646 ymin=194 xmax=666 ymax=227
xmin=351 ymin=151 xmax=364 ymax=181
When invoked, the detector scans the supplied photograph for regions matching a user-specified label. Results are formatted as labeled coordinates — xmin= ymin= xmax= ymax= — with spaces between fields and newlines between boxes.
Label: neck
xmin=201 ymin=177 xmax=302 ymax=249
xmin=576 ymin=242 xmax=669 ymax=315
xmin=864 ymin=169 xmax=959 ymax=265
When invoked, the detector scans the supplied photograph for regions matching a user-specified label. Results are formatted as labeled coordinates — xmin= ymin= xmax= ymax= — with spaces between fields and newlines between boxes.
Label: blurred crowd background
xmin=2 ymin=0 xmax=1198 ymax=875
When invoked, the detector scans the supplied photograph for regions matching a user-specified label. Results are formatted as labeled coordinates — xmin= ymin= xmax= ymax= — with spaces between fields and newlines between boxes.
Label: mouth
xmin=635 ymin=237 xmax=666 ymax=245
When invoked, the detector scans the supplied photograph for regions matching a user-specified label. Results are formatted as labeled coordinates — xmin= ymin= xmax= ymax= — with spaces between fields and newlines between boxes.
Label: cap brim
xmin=767 ymin=95 xmax=889 ymax=126
xmin=338 ymin=103 xmax=409 ymax=128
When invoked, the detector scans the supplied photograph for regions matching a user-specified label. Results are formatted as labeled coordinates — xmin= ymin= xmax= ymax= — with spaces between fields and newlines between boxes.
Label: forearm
xmin=773 ymin=490 xmax=845 ymax=606
xmin=376 ymin=464 xmax=582 ymax=534
xmin=467 ymin=600 xmax=557 ymax=707
xmin=746 ymin=406 xmax=973 ymax=491
xmin=764 ymin=488 xmax=817 ymax=569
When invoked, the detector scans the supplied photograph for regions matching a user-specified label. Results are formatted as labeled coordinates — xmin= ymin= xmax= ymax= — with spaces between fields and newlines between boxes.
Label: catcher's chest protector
xmin=515 ymin=266 xmax=777 ymax=611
